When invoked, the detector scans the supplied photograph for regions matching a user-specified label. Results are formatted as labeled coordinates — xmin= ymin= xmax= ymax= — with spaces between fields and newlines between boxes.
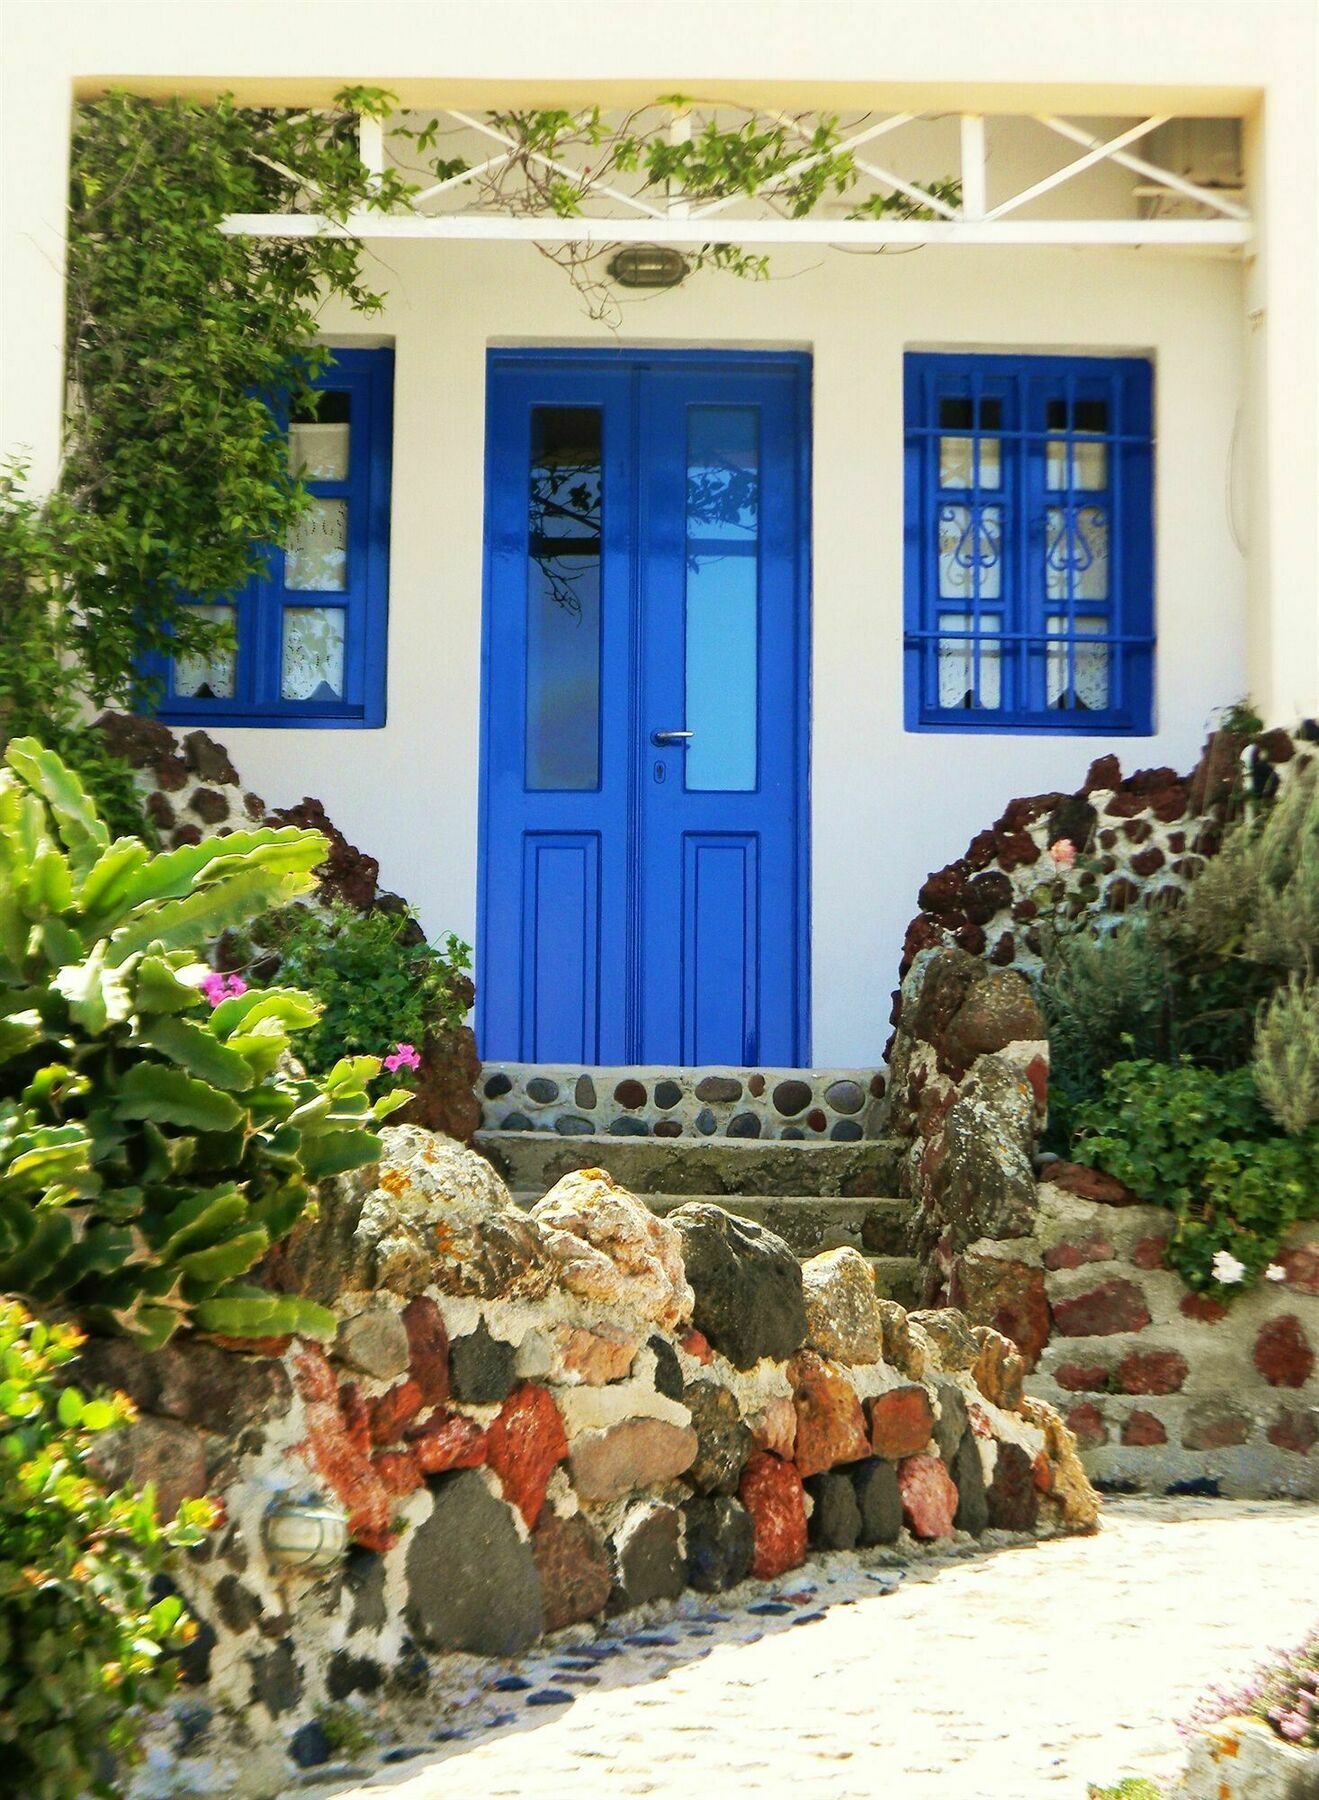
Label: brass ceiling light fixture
xmin=607 ymin=245 xmax=690 ymax=289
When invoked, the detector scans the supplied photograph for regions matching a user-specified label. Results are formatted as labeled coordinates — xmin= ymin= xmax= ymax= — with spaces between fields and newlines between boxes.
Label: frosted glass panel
xmin=173 ymin=605 xmax=236 ymax=700
xmin=1047 ymin=616 xmax=1110 ymax=711
xmin=285 ymin=498 xmax=348 ymax=591
xmin=938 ymin=504 xmax=1002 ymax=600
xmin=937 ymin=614 xmax=1001 ymax=710
xmin=526 ymin=406 xmax=602 ymax=791
xmin=289 ymin=389 xmax=351 ymax=479
xmin=686 ymin=407 xmax=758 ymax=792
xmin=939 ymin=436 xmax=1001 ymax=490
xmin=281 ymin=607 xmax=345 ymax=702
xmin=1046 ymin=439 xmax=1107 ymax=491
xmin=1046 ymin=506 xmax=1109 ymax=601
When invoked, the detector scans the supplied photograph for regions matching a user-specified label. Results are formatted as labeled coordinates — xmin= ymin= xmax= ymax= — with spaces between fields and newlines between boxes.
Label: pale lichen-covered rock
xmin=1021 ymin=1394 xmax=1101 ymax=1533
xmin=801 ymin=1247 xmax=886 ymax=1364
xmin=320 ymin=1125 xmax=555 ymax=1301
xmin=531 ymin=1168 xmax=694 ymax=1331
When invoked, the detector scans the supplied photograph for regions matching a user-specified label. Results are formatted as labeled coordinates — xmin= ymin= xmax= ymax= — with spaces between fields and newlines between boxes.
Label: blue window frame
xmin=904 ymin=352 xmax=1154 ymax=734
xmin=153 ymin=346 xmax=393 ymax=729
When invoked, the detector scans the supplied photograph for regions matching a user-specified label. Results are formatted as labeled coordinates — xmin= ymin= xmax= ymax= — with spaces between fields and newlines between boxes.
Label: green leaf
xmin=0 ymin=1012 xmax=43 ymax=1064
xmin=299 ymin=1127 xmax=381 ymax=1181
xmin=323 ymin=1055 xmax=380 ymax=1095
xmin=139 ymin=1015 xmax=254 ymax=1091
xmin=56 ymin=1386 xmax=85 ymax=1428
xmin=4 ymin=739 xmax=110 ymax=871
xmin=75 ymin=837 xmax=151 ymax=922
xmin=113 ymin=1063 xmax=244 ymax=1132
xmin=108 ymin=865 xmax=321 ymax=965
xmin=210 ymin=986 xmax=321 ymax=1038
xmin=174 ymin=1228 xmax=268 ymax=1285
xmin=133 ymin=954 xmax=207 ymax=1016
xmin=54 ymin=942 xmax=135 ymax=1034
xmin=192 ymin=1286 xmax=335 ymax=1339
xmin=153 ymin=1183 xmax=247 ymax=1259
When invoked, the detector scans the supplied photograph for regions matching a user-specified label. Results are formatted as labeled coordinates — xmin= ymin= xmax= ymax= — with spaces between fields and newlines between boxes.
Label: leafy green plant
xmin=0 ymin=739 xmax=407 ymax=1347
xmin=1253 ymin=976 xmax=1319 ymax=1136
xmin=316 ymin=1701 xmax=374 ymax=1758
xmin=0 ymin=1299 xmax=214 ymax=1798
xmin=250 ymin=901 xmax=471 ymax=1077
xmin=1074 ymin=1059 xmax=1319 ymax=1292
xmin=1086 ymin=1781 xmax=1163 ymax=1800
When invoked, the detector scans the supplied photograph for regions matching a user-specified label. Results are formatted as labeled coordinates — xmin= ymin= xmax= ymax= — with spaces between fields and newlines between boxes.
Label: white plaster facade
xmin=2 ymin=2 xmax=1317 ymax=1065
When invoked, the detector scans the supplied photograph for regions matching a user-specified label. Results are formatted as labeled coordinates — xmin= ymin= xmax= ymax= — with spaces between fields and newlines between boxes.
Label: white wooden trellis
xmin=223 ymin=106 xmax=1251 ymax=248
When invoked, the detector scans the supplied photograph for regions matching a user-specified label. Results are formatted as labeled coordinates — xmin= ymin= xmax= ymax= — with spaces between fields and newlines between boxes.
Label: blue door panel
xmin=479 ymin=350 xmax=810 ymax=1066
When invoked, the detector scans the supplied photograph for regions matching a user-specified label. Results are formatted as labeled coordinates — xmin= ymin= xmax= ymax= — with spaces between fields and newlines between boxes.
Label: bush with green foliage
xmin=0 ymin=739 xmax=407 ymax=1347
xmin=250 ymin=901 xmax=471 ymax=1076
xmin=0 ymin=1299 xmax=214 ymax=1799
xmin=1074 ymin=1059 xmax=1319 ymax=1292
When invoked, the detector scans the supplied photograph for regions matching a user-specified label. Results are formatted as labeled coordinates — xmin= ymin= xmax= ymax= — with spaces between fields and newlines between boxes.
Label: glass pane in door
xmin=525 ymin=406 xmax=603 ymax=791
xmin=685 ymin=406 xmax=759 ymax=792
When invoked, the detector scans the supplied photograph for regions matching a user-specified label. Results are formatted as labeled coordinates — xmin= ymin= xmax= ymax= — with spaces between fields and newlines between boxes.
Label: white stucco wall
xmin=1 ymin=0 xmax=1314 ymax=1065
xmin=210 ymin=235 xmax=1246 ymax=1064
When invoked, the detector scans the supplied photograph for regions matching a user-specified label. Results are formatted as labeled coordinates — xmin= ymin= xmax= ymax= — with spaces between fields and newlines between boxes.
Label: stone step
xmin=863 ymin=1255 xmax=922 ymax=1308
xmin=478 ymin=1129 xmax=905 ymax=1200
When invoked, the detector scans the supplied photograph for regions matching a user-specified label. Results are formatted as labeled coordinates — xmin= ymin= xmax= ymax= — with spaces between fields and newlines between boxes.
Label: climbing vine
xmin=0 ymin=88 xmax=956 ymax=762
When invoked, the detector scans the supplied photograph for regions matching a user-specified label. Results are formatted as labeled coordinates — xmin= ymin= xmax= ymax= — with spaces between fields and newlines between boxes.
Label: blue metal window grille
xmin=904 ymin=352 xmax=1154 ymax=734
xmin=153 ymin=346 xmax=393 ymax=729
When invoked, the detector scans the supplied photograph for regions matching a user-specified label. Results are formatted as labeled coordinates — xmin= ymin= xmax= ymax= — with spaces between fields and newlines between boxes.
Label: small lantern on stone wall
xmin=261 ymin=1494 xmax=349 ymax=1573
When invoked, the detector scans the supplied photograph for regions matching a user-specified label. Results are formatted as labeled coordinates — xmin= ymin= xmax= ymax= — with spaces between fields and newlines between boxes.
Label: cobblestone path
xmin=315 ymin=1499 xmax=1319 ymax=1799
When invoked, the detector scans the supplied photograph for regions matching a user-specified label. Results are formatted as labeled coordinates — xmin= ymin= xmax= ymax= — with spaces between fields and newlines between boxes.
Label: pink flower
xmin=201 ymin=972 xmax=249 ymax=1008
xmin=383 ymin=1042 xmax=422 ymax=1074
xmin=1049 ymin=838 xmax=1077 ymax=869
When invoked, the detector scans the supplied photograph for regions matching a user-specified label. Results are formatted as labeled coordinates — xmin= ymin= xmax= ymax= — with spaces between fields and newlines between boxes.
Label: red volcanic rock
xmin=1054 ymin=1362 xmax=1110 ymax=1393
xmin=337 ymin=1382 xmax=372 ymax=1457
xmin=995 ymin=831 xmax=1040 ymax=873
xmin=1130 ymin=846 xmax=1166 ymax=878
xmin=532 ymin=1512 xmax=613 ymax=1631
xmin=949 ymin=1256 xmax=1051 ymax=1369
xmin=788 ymin=1351 xmax=870 ymax=1477
xmin=1052 ymin=1279 xmax=1151 ymax=1339
xmin=1115 ymin=1349 xmax=1189 ymax=1395
xmin=897 ymin=1453 xmax=958 ymax=1540
xmin=485 ymin=1384 xmax=568 ymax=1527
xmin=1025 ymin=1054 xmax=1048 ymax=1112
xmin=405 ymin=1409 xmax=488 ymax=1476
xmin=866 ymin=1384 xmax=935 ymax=1460
xmin=401 ymin=1296 xmax=451 ymax=1405
xmin=1047 ymin=1162 xmax=1143 ymax=1206
xmin=369 ymin=1379 xmax=425 ymax=1445
xmin=919 ymin=862 xmax=969 ymax=916
xmin=1277 ymin=1246 xmax=1319 ymax=1295
xmin=1120 ymin=1410 xmax=1167 ymax=1447
xmin=1132 ymin=1235 xmax=1169 ymax=1270
xmin=372 ymin=1448 xmax=423 ymax=1496
xmin=680 ymin=1328 xmax=715 ymax=1365
xmin=1065 ymin=1402 xmax=1108 ymax=1449
xmin=1254 ymin=1315 xmax=1315 ymax=1388
xmin=1180 ymin=1292 xmax=1229 ymax=1324
xmin=568 ymin=1418 xmax=698 ymax=1503
xmin=739 ymin=1452 xmax=808 ymax=1579
xmin=1183 ymin=1402 xmax=1250 ymax=1450
xmin=295 ymin=1347 xmax=394 ymax=1551
xmin=1267 ymin=1408 xmax=1319 ymax=1454
xmin=1044 ymin=1236 xmax=1115 ymax=1271
xmin=1148 ymin=785 xmax=1189 ymax=823
xmin=1084 ymin=754 xmax=1123 ymax=792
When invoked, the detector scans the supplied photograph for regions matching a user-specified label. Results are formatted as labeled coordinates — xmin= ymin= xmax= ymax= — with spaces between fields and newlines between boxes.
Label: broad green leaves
xmin=0 ymin=743 xmax=405 ymax=1347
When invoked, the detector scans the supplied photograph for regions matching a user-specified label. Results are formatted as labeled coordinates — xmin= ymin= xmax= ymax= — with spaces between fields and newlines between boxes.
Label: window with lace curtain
xmin=155 ymin=346 xmax=393 ymax=728
xmin=904 ymin=351 xmax=1154 ymax=734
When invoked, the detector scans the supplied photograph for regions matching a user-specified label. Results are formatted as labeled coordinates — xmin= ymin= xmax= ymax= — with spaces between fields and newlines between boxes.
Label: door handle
xmin=651 ymin=729 xmax=694 ymax=746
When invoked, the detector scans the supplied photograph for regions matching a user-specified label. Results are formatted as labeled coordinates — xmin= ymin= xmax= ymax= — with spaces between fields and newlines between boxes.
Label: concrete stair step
xmin=478 ymin=1129 xmax=904 ymax=1200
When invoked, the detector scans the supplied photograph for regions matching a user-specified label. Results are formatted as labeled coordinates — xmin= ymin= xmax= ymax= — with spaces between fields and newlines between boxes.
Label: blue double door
xmin=479 ymin=350 xmax=810 ymax=1067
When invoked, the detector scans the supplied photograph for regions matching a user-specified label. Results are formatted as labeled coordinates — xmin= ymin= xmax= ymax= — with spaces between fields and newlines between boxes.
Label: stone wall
xmin=84 ymin=1126 xmax=1097 ymax=1794
xmin=480 ymin=1063 xmax=887 ymax=1141
xmin=888 ymin=945 xmax=1319 ymax=1499
xmin=889 ymin=723 xmax=1309 ymax=1047
xmin=93 ymin=713 xmax=481 ymax=1143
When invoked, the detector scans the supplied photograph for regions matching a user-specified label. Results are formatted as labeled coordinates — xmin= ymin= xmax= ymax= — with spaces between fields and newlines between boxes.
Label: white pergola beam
xmin=987 ymin=115 xmax=1168 ymax=220
xmin=959 ymin=115 xmax=986 ymax=220
xmin=445 ymin=106 xmax=667 ymax=219
xmin=691 ymin=112 xmax=914 ymax=220
xmin=221 ymin=211 xmax=1251 ymax=247
xmin=1038 ymin=115 xmax=1251 ymax=220
xmin=357 ymin=114 xmax=384 ymax=192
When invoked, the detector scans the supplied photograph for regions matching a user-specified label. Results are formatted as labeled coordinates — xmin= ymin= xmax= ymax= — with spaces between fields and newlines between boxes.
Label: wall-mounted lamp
xmin=261 ymin=1494 xmax=349 ymax=1573
xmin=607 ymin=245 xmax=690 ymax=289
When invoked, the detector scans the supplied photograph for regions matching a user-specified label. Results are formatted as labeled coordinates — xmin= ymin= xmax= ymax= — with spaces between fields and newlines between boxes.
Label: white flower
xmin=1211 ymin=1249 xmax=1247 ymax=1285
xmin=1265 ymin=1263 xmax=1288 ymax=1282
